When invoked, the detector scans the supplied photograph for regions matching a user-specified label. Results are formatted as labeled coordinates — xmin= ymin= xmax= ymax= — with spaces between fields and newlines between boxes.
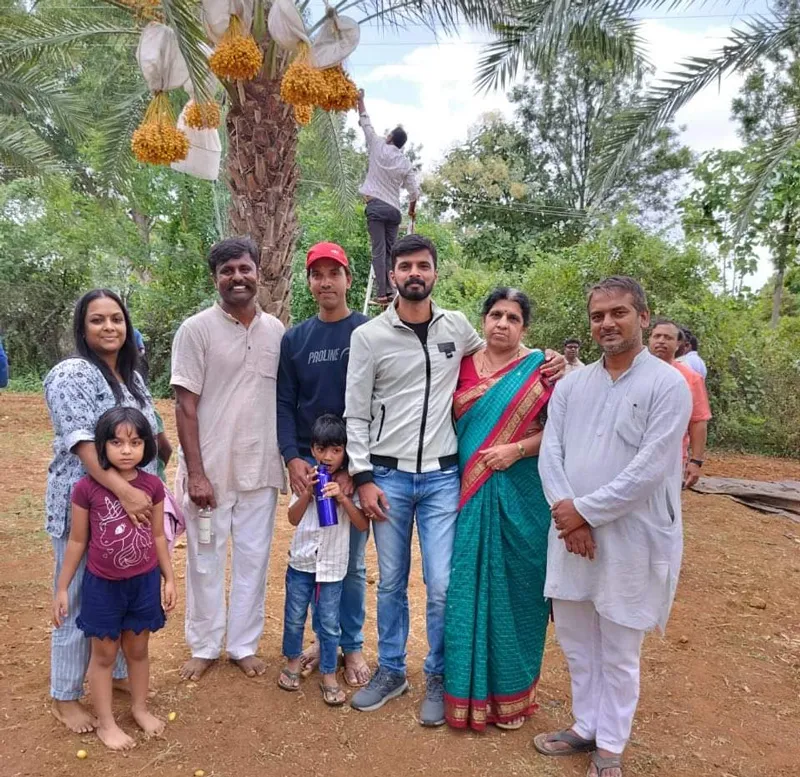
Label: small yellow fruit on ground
xmin=76 ymin=749 xmax=88 ymax=759
xmin=168 ymin=711 xmax=177 ymax=721
xmin=194 ymin=770 xmax=205 ymax=777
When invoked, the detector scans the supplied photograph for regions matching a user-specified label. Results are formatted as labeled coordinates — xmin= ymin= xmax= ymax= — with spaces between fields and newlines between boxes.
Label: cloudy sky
xmin=338 ymin=1 xmax=774 ymax=288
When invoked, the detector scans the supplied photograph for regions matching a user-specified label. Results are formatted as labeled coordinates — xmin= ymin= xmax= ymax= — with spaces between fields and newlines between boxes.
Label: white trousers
xmin=553 ymin=599 xmax=645 ymax=754
xmin=184 ymin=487 xmax=278 ymax=660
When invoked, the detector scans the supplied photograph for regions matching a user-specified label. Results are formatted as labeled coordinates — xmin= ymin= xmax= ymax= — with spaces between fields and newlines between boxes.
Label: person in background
xmin=648 ymin=319 xmax=711 ymax=489
xmin=564 ymin=338 xmax=585 ymax=374
xmin=171 ymin=237 xmax=284 ymax=682
xmin=536 ymin=276 xmax=691 ymax=777
xmin=0 ymin=335 xmax=8 ymax=388
xmin=677 ymin=328 xmax=708 ymax=380
xmin=133 ymin=328 xmax=149 ymax=384
xmin=357 ymin=88 xmax=420 ymax=308
xmin=276 ymin=241 xmax=371 ymax=688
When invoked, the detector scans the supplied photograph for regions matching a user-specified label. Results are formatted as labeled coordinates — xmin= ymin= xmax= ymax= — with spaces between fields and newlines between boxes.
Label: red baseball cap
xmin=306 ymin=242 xmax=349 ymax=270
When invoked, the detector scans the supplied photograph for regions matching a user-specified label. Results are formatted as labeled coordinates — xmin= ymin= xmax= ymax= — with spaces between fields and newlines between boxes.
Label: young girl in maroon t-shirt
xmin=53 ymin=407 xmax=176 ymax=751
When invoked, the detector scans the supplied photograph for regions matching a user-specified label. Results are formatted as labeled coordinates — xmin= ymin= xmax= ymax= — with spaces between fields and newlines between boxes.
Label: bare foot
xmin=179 ymin=657 xmax=215 ymax=682
xmin=112 ymin=678 xmax=157 ymax=699
xmin=232 ymin=655 xmax=266 ymax=678
xmin=343 ymin=651 xmax=371 ymax=687
xmin=132 ymin=707 xmax=166 ymax=737
xmin=97 ymin=722 xmax=136 ymax=751
xmin=51 ymin=700 xmax=97 ymax=733
xmin=300 ymin=641 xmax=319 ymax=678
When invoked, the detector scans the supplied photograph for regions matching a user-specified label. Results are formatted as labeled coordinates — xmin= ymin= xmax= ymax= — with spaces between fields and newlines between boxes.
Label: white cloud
xmin=349 ymin=33 xmax=514 ymax=169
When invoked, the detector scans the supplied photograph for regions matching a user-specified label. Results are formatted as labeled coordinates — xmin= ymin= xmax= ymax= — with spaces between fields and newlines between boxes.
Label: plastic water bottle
xmin=196 ymin=506 xmax=214 ymax=575
xmin=315 ymin=465 xmax=338 ymax=527
xmin=197 ymin=507 xmax=212 ymax=544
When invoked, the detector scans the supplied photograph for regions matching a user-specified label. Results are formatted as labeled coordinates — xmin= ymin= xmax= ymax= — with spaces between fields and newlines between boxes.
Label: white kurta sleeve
xmin=574 ymin=378 xmax=692 ymax=527
xmin=538 ymin=380 xmax=576 ymax=505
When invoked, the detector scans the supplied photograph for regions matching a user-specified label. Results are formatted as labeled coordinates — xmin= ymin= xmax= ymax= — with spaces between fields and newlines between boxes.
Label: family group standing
xmin=44 ymin=232 xmax=699 ymax=777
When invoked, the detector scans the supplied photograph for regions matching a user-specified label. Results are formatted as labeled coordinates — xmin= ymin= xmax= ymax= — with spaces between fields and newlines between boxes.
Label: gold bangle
xmin=517 ymin=442 xmax=525 ymax=459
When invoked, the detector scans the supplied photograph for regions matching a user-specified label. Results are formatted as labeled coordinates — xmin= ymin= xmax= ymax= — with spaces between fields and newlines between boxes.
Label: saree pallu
xmin=444 ymin=351 xmax=553 ymax=731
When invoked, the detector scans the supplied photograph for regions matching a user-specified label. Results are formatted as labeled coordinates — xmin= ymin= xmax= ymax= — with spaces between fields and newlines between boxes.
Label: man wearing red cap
xmin=276 ymin=241 xmax=372 ymax=687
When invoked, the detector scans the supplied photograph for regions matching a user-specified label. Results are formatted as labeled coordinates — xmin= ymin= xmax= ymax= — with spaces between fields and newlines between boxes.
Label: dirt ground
xmin=0 ymin=392 xmax=798 ymax=777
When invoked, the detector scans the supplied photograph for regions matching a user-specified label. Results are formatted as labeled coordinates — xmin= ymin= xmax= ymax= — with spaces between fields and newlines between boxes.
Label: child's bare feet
xmin=51 ymin=700 xmax=97 ymax=733
xmin=300 ymin=641 xmax=319 ymax=677
xmin=132 ymin=707 xmax=166 ymax=737
xmin=97 ymin=722 xmax=136 ymax=751
xmin=179 ymin=657 xmax=215 ymax=682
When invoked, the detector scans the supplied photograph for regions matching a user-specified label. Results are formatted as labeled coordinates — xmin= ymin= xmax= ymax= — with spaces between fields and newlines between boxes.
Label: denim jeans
xmin=372 ymin=465 xmax=460 ymax=676
xmin=303 ymin=457 xmax=369 ymax=654
xmin=282 ymin=566 xmax=344 ymax=675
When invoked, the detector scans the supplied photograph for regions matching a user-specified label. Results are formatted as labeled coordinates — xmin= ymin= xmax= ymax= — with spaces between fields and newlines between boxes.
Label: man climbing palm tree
xmin=357 ymin=88 xmax=420 ymax=309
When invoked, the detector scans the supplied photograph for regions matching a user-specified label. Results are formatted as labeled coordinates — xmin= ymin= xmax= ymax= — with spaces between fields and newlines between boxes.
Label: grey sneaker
xmin=350 ymin=667 xmax=409 ymax=712
xmin=419 ymin=673 xmax=445 ymax=727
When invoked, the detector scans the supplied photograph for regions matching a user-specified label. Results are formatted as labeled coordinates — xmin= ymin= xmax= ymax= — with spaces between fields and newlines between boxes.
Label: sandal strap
xmin=280 ymin=669 xmax=300 ymax=680
xmin=590 ymin=752 xmax=623 ymax=775
xmin=550 ymin=730 xmax=595 ymax=748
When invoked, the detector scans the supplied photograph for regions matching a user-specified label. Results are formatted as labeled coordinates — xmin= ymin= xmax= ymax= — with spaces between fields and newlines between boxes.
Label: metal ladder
xmin=362 ymin=217 xmax=415 ymax=316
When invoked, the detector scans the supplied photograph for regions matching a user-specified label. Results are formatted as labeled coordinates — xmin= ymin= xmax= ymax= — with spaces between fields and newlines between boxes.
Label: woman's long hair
xmin=72 ymin=289 xmax=146 ymax=406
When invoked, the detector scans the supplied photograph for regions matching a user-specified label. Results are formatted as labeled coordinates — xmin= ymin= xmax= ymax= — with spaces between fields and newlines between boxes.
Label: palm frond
xmin=734 ymin=114 xmax=800 ymax=239
xmin=330 ymin=0 xmax=512 ymax=34
xmin=593 ymin=14 xmax=800 ymax=199
xmin=308 ymin=109 xmax=359 ymax=221
xmin=0 ymin=60 xmax=88 ymax=139
xmin=0 ymin=115 xmax=62 ymax=178
xmin=0 ymin=13 xmax=136 ymax=62
xmin=93 ymin=81 xmax=150 ymax=185
xmin=160 ymin=0 xmax=212 ymax=102
xmin=476 ymin=6 xmax=646 ymax=92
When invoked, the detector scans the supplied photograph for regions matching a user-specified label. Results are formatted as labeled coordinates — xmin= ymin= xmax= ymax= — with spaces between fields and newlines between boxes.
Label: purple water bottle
xmin=315 ymin=465 xmax=338 ymax=527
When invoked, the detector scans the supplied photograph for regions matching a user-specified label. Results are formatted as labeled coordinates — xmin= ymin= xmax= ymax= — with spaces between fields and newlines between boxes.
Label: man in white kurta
xmin=537 ymin=276 xmax=691 ymax=777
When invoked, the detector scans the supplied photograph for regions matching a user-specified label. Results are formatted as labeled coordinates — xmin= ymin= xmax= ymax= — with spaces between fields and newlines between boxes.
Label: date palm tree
xmin=0 ymin=0 xmax=508 ymax=321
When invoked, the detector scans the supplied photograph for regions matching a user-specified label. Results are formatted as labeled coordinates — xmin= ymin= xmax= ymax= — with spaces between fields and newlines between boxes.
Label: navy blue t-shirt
xmin=277 ymin=311 xmax=369 ymax=462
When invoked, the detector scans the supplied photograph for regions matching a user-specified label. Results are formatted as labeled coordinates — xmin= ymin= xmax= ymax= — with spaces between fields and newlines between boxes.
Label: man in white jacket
xmin=536 ymin=276 xmax=691 ymax=777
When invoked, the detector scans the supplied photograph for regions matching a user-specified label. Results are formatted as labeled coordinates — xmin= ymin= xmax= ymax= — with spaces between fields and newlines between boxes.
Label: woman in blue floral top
xmin=44 ymin=289 xmax=159 ymax=734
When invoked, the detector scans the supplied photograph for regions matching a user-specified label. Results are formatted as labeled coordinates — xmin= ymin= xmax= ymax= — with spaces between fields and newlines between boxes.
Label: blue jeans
xmin=372 ymin=465 xmax=460 ymax=677
xmin=282 ymin=566 xmax=344 ymax=675
xmin=303 ymin=457 xmax=369 ymax=654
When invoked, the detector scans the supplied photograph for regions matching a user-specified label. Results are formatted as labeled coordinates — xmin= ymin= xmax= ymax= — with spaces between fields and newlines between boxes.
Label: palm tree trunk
xmin=770 ymin=264 xmax=785 ymax=329
xmin=226 ymin=71 xmax=299 ymax=325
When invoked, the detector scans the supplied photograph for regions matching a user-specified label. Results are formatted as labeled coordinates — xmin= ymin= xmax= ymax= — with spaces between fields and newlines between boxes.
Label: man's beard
xmin=397 ymin=279 xmax=432 ymax=301
xmin=601 ymin=335 xmax=639 ymax=356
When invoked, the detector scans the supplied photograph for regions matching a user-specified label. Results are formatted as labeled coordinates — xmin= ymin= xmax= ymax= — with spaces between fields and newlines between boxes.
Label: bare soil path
xmin=0 ymin=393 xmax=798 ymax=777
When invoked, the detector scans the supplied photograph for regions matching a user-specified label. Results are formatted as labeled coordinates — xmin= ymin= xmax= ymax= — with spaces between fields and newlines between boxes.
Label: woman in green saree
xmin=444 ymin=288 xmax=553 ymax=732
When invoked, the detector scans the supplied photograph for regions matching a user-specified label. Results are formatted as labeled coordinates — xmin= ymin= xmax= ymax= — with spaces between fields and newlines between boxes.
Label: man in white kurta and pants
xmin=171 ymin=237 xmax=285 ymax=682
xmin=536 ymin=276 xmax=692 ymax=777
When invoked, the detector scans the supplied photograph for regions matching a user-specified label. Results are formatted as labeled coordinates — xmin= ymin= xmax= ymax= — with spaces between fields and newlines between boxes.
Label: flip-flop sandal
xmin=588 ymin=751 xmax=623 ymax=776
xmin=533 ymin=729 xmax=597 ymax=756
xmin=342 ymin=660 xmax=370 ymax=688
xmin=496 ymin=718 xmax=525 ymax=731
xmin=319 ymin=682 xmax=346 ymax=707
xmin=277 ymin=668 xmax=300 ymax=692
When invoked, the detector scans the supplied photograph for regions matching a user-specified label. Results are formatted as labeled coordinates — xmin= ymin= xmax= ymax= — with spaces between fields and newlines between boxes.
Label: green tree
xmin=474 ymin=0 xmax=800 ymax=228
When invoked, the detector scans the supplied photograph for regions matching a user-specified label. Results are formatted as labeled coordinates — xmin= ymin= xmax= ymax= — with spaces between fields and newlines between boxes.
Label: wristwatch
xmin=689 ymin=458 xmax=704 ymax=467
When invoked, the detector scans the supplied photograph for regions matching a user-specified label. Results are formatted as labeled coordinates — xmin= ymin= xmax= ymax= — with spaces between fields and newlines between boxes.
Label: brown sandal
xmin=588 ymin=751 xmax=623 ymax=776
xmin=319 ymin=682 xmax=346 ymax=707
xmin=277 ymin=668 xmax=300 ymax=691
xmin=533 ymin=729 xmax=597 ymax=756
